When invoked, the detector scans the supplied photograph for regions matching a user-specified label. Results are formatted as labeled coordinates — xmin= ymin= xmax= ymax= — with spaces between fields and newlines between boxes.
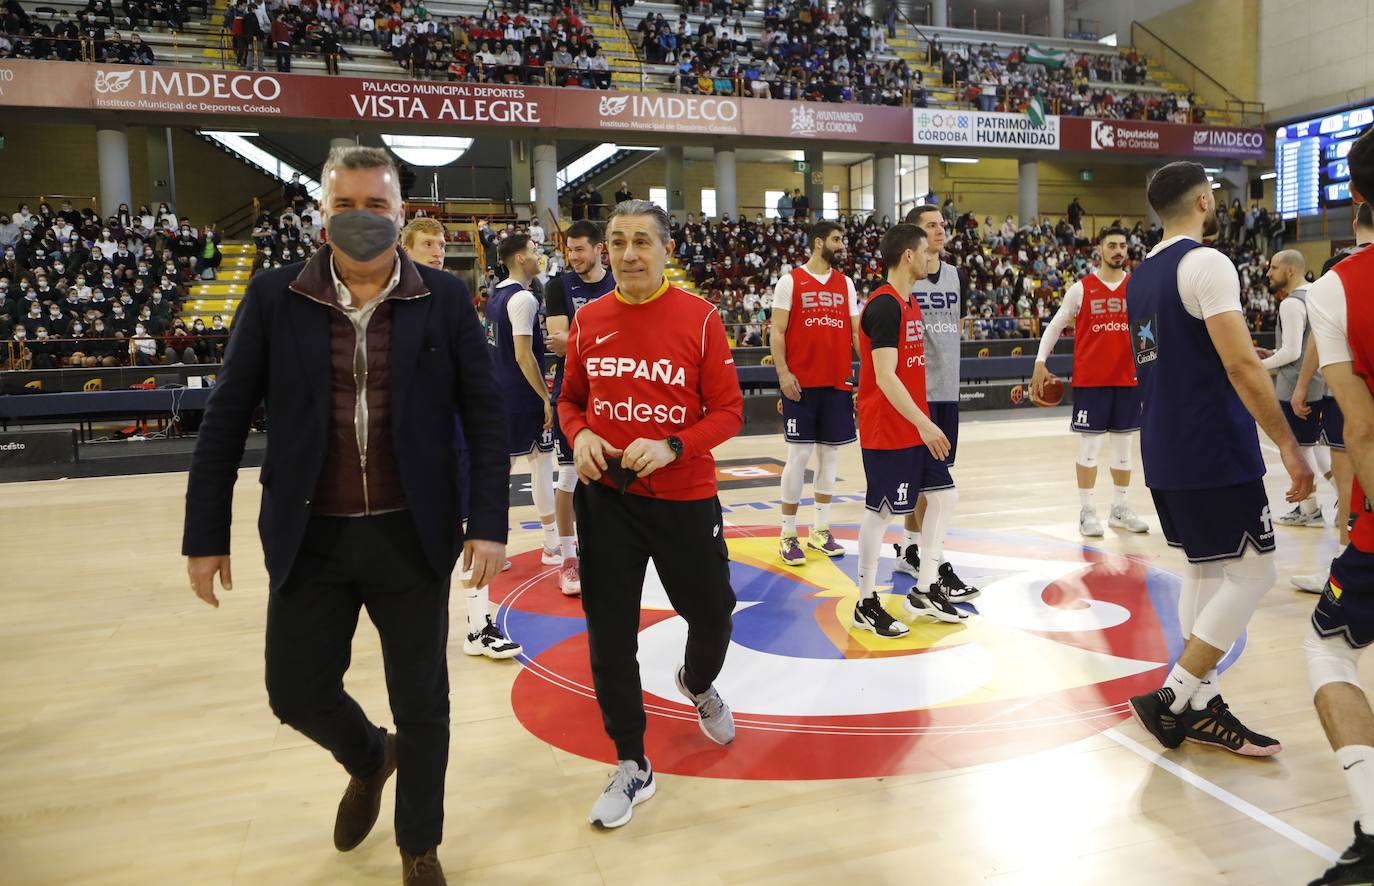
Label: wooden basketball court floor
xmin=0 ymin=409 xmax=1362 ymax=885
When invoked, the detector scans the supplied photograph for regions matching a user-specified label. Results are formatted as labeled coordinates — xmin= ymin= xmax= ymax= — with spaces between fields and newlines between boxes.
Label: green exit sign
xmin=1080 ymin=169 xmax=1094 ymax=182
xmin=794 ymin=161 xmax=809 ymax=173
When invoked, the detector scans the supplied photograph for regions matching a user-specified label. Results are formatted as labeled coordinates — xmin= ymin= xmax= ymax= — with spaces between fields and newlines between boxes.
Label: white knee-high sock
xmin=1300 ymin=447 xmax=1321 ymax=514
xmin=916 ymin=488 xmax=957 ymax=591
xmin=814 ymin=445 xmax=839 ymax=528
xmin=781 ymin=443 xmax=813 ymax=535
xmin=857 ymin=507 xmax=892 ymax=601
xmin=1337 ymin=745 xmax=1374 ymax=832
xmin=466 ymin=584 xmax=489 ymax=633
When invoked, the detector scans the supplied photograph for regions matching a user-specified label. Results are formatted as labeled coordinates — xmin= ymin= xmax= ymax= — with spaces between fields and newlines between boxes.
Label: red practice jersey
xmin=1073 ymin=272 xmax=1137 ymax=388
xmin=781 ymin=266 xmax=856 ymax=390
xmin=1334 ymin=250 xmax=1374 ymax=552
xmin=857 ymin=284 xmax=929 ymax=450
xmin=558 ymin=282 xmax=744 ymax=500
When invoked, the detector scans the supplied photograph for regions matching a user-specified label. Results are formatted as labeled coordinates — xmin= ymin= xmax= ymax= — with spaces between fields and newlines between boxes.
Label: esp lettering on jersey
xmin=1073 ymin=273 xmax=1137 ymax=388
xmin=784 ymin=267 xmax=855 ymax=390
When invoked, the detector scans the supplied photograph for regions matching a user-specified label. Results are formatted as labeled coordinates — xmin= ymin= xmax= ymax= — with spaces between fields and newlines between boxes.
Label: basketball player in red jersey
xmin=770 ymin=221 xmax=861 ymax=565
xmin=1302 ymin=130 xmax=1374 ymax=886
xmin=852 ymin=223 xmax=960 ymax=638
xmin=1031 ymin=227 xmax=1150 ymax=537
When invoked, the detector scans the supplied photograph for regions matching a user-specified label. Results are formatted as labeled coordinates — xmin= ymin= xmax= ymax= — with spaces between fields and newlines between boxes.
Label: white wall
xmin=1068 ymin=0 xmax=1192 ymax=42
xmin=1260 ymin=0 xmax=1374 ymax=120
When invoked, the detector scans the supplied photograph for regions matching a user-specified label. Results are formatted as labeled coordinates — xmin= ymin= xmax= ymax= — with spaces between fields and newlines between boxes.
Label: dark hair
xmin=807 ymin=221 xmax=843 ymax=251
xmin=498 ymin=233 xmax=532 ymax=264
xmin=1097 ymin=225 xmax=1128 ymax=244
xmin=1356 ymin=201 xmax=1374 ymax=231
xmin=903 ymin=203 xmax=942 ymax=225
xmin=879 ymin=223 xmax=927 ymax=270
xmin=564 ymin=220 xmax=603 ymax=245
xmin=1352 ymin=128 xmax=1374 ymax=206
xmin=1146 ymin=162 xmax=1210 ymax=217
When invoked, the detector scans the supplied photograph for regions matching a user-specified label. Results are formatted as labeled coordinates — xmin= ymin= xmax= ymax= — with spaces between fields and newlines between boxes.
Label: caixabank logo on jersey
xmin=497 ymin=526 xmax=1233 ymax=779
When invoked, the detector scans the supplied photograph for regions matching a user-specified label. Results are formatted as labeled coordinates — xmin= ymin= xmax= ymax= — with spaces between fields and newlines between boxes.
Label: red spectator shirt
xmin=857 ymin=283 xmax=929 ymax=450
xmin=1334 ymin=249 xmax=1374 ymax=552
xmin=559 ymin=281 xmax=744 ymax=501
xmin=1072 ymin=272 xmax=1136 ymax=388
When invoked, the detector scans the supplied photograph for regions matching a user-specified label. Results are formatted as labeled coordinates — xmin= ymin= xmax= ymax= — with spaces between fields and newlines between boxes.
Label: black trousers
xmin=264 ymin=511 xmax=450 ymax=855
xmin=573 ymin=482 xmax=736 ymax=763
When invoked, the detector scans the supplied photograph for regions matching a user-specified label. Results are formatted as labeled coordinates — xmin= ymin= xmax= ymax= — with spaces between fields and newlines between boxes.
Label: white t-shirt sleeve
xmin=1035 ymin=280 xmax=1082 ymax=363
xmin=1260 ymin=296 xmax=1306 ymax=370
xmin=771 ymin=274 xmax=794 ymax=312
xmin=507 ymin=289 xmax=538 ymax=336
xmin=1306 ymin=271 xmax=1352 ymax=368
xmin=846 ymin=274 xmax=859 ymax=317
xmin=1177 ymin=247 xmax=1243 ymax=320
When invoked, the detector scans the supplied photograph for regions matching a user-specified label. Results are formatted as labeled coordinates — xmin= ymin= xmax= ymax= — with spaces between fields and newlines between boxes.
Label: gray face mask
xmin=326 ymin=210 xmax=397 ymax=263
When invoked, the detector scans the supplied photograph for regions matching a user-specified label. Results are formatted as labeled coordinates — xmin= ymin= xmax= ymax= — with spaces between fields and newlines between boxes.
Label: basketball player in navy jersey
xmin=892 ymin=205 xmax=979 ymax=602
xmin=489 ymin=235 xmax=561 ymax=568
xmin=545 ymin=220 xmax=616 ymax=596
xmin=1300 ymin=129 xmax=1374 ymax=886
xmin=1126 ymin=161 xmax=1314 ymax=757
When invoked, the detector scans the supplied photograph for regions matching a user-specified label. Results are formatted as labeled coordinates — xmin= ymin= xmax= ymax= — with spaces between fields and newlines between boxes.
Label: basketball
xmin=1038 ymin=377 xmax=1066 ymax=407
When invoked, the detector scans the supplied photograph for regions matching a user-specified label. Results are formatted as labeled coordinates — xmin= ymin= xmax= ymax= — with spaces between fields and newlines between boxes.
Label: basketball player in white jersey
xmin=893 ymin=205 xmax=979 ymax=602
xmin=1031 ymin=227 xmax=1150 ymax=537
xmin=402 ymin=219 xmax=522 ymax=660
xmin=770 ymin=221 xmax=860 ymax=565
xmin=1290 ymin=203 xmax=1372 ymax=593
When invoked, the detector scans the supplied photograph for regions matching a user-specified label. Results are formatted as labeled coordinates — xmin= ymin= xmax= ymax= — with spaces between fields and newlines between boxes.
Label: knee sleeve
xmin=1315 ymin=444 xmax=1333 ymax=479
xmin=1108 ymin=432 xmax=1133 ymax=473
xmin=556 ymin=464 xmax=578 ymax=493
xmin=916 ymin=487 xmax=958 ymax=588
xmin=1178 ymin=562 xmax=1225 ymax=639
xmin=1306 ymin=626 xmax=1364 ymax=695
xmin=1190 ymin=553 xmax=1277 ymax=652
xmin=781 ymin=442 xmax=814 ymax=505
xmin=1077 ymin=433 xmax=1103 ymax=469
xmin=528 ymin=450 xmax=555 ymax=518
xmin=815 ymin=444 xmax=839 ymax=497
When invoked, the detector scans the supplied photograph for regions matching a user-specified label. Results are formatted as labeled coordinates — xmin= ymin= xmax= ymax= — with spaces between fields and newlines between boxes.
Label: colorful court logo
xmin=495 ymin=526 xmax=1235 ymax=780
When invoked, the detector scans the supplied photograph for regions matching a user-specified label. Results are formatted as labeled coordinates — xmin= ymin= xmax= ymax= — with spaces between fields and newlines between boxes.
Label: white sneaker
xmin=1108 ymin=504 xmax=1149 ymax=533
xmin=1291 ymin=572 xmax=1328 ymax=593
xmin=1275 ymin=505 xmax=1325 ymax=528
xmin=1079 ymin=507 xmax=1104 ymax=537
xmin=559 ymin=556 xmax=582 ymax=596
xmin=541 ymin=544 xmax=563 ymax=565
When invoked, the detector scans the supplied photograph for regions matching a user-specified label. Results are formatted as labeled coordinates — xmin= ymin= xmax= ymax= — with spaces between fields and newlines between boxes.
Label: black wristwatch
xmin=666 ymin=435 xmax=684 ymax=460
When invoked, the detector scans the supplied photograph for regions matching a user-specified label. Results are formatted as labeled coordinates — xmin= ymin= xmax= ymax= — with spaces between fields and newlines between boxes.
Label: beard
xmin=822 ymin=246 xmax=844 ymax=266
xmin=1201 ymin=211 xmax=1220 ymax=239
xmin=1105 ymin=255 xmax=1126 ymax=269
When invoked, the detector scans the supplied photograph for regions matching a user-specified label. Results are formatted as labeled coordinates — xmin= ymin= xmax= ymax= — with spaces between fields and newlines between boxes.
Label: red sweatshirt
xmin=559 ymin=281 xmax=743 ymax=500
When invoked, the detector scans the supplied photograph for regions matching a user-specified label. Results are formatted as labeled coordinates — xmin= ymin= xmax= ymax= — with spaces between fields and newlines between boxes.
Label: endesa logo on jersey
xmin=497 ymin=526 xmax=1232 ymax=779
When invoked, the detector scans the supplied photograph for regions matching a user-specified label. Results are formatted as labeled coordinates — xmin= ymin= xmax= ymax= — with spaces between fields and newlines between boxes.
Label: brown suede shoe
xmin=401 ymin=848 xmax=446 ymax=885
xmin=333 ymin=730 xmax=397 ymax=852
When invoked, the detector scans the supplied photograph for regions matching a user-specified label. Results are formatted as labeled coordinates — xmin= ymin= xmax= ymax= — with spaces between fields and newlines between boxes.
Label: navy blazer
xmin=182 ymin=248 xmax=509 ymax=592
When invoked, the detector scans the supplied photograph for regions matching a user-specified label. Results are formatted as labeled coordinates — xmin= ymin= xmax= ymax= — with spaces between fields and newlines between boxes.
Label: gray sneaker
xmin=1108 ymin=504 xmax=1149 ymax=533
xmin=1275 ymin=505 xmax=1325 ymax=528
xmin=1079 ymin=507 xmax=1104 ymax=537
xmin=588 ymin=758 xmax=655 ymax=829
xmin=675 ymin=666 xmax=735 ymax=745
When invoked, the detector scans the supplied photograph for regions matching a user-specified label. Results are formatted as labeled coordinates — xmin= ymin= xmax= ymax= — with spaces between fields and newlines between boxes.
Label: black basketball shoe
xmin=853 ymin=595 xmax=910 ymax=638
xmin=934 ymin=561 xmax=980 ymax=602
xmin=892 ymin=543 xmax=919 ymax=579
xmin=1310 ymin=822 xmax=1374 ymax=885
xmin=903 ymin=585 xmax=966 ymax=624
xmin=1180 ymin=696 xmax=1282 ymax=757
xmin=1129 ymin=688 xmax=1186 ymax=749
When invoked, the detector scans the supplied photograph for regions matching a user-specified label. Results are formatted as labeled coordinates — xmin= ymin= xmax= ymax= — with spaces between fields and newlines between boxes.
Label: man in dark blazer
xmin=182 ymin=146 xmax=507 ymax=886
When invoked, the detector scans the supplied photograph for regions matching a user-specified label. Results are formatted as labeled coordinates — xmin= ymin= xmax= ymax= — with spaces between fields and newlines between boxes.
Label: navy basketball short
xmin=1281 ymin=400 xmax=1323 ymax=446
xmin=1320 ymin=397 xmax=1345 ymax=450
xmin=1312 ymin=546 xmax=1374 ymax=648
xmin=1070 ymin=385 xmax=1141 ymax=434
xmin=920 ymin=401 xmax=959 ymax=492
xmin=862 ymin=446 xmax=930 ymax=515
xmin=509 ymin=407 xmax=554 ymax=458
xmin=1150 ymin=479 xmax=1276 ymax=563
xmin=783 ymin=386 xmax=857 ymax=446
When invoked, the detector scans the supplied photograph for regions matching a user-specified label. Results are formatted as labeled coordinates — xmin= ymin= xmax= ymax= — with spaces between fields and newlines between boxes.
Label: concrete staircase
xmin=184 ymin=242 xmax=254 ymax=326
xmin=584 ymin=8 xmax=659 ymax=93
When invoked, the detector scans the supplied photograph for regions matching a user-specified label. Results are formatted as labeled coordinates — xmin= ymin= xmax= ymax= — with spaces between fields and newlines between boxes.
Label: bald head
xmin=1266 ymin=249 xmax=1306 ymax=295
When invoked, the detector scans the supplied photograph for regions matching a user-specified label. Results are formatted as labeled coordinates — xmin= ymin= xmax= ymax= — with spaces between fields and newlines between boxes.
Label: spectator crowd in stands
xmin=0 ymin=0 xmax=165 ymax=63
xmin=0 ymin=200 xmax=226 ymax=369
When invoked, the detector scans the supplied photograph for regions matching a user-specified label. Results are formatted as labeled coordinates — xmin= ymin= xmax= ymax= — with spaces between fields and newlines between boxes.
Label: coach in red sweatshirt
xmin=559 ymin=199 xmax=744 ymax=828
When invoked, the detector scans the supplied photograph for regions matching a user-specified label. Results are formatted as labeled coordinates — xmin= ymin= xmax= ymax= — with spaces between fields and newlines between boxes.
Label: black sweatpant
xmin=264 ymin=511 xmax=450 ymax=855
xmin=573 ymin=481 xmax=737 ymax=763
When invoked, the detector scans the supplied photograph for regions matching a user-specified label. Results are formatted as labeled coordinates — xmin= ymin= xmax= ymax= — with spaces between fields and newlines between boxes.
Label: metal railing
xmin=1130 ymin=20 xmax=1264 ymax=126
